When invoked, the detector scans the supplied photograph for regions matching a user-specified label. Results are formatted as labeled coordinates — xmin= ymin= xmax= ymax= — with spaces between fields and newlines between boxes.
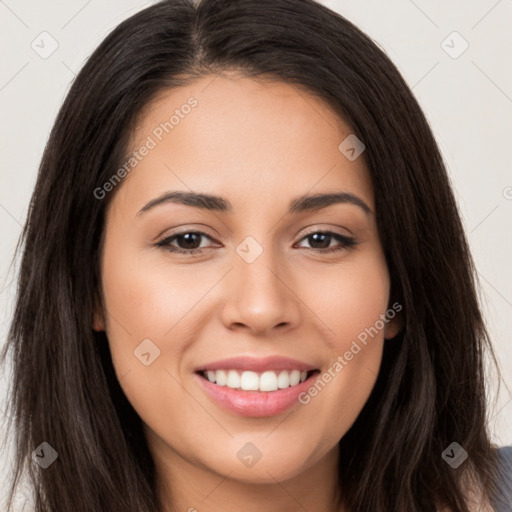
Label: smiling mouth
xmin=197 ymin=369 xmax=319 ymax=392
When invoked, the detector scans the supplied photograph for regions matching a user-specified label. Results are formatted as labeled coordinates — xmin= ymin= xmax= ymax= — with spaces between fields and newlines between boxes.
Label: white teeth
xmin=277 ymin=370 xmax=290 ymax=389
xmin=226 ymin=370 xmax=241 ymax=389
xmin=240 ymin=371 xmax=259 ymax=390
xmin=216 ymin=370 xmax=227 ymax=386
xmin=259 ymin=371 xmax=278 ymax=391
xmin=204 ymin=369 xmax=310 ymax=391
xmin=289 ymin=370 xmax=301 ymax=386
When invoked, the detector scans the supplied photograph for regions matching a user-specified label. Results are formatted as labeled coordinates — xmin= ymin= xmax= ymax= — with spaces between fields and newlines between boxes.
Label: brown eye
xmin=155 ymin=231 xmax=215 ymax=255
xmin=295 ymin=231 xmax=357 ymax=253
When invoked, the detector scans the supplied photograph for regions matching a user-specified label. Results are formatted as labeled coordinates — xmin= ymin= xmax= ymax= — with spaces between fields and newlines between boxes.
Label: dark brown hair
xmin=1 ymin=0 xmax=509 ymax=510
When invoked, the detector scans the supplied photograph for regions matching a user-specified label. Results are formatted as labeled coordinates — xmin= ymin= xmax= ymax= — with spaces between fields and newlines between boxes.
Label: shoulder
xmin=496 ymin=445 xmax=512 ymax=469
xmin=492 ymin=445 xmax=512 ymax=512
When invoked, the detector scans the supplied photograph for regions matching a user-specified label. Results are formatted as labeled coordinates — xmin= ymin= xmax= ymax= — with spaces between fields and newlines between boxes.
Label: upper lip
xmin=195 ymin=355 xmax=318 ymax=373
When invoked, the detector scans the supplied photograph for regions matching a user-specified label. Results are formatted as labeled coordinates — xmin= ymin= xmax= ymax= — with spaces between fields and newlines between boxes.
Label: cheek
xmin=316 ymin=250 xmax=391 ymax=348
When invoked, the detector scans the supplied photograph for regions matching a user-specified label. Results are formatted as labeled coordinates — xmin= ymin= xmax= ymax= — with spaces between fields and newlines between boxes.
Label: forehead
xmin=115 ymin=72 xmax=373 ymax=215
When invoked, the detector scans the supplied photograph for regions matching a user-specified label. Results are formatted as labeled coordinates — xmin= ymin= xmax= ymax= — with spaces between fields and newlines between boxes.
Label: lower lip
xmin=195 ymin=372 xmax=317 ymax=417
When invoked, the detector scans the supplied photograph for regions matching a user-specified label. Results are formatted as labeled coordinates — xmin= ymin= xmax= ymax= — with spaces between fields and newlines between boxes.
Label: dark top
xmin=494 ymin=446 xmax=512 ymax=511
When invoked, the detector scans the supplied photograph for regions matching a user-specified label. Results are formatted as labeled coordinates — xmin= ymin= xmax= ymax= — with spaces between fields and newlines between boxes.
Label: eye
xmin=155 ymin=230 xmax=217 ymax=255
xmin=294 ymin=231 xmax=357 ymax=253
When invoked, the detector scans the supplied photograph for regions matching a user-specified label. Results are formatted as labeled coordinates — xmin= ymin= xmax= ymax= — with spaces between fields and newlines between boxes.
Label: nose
xmin=220 ymin=243 xmax=301 ymax=336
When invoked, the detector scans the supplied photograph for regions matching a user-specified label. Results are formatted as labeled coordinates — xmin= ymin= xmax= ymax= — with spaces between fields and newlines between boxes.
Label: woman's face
xmin=96 ymin=72 xmax=400 ymax=488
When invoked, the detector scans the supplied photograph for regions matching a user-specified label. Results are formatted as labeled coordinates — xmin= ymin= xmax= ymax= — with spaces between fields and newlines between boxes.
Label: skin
xmin=94 ymin=71 xmax=402 ymax=512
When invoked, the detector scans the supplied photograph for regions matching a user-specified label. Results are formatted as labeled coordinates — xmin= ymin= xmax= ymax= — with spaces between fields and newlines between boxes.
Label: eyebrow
xmin=137 ymin=190 xmax=373 ymax=216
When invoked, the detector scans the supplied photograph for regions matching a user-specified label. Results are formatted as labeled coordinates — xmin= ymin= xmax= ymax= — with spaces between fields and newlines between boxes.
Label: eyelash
xmin=154 ymin=229 xmax=357 ymax=256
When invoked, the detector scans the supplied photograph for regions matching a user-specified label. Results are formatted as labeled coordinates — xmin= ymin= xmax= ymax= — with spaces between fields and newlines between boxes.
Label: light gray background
xmin=1 ymin=0 xmax=511 ymax=508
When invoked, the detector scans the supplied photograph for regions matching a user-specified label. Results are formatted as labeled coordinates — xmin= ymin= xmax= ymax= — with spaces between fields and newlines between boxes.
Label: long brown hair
xmin=1 ymin=0 xmax=509 ymax=510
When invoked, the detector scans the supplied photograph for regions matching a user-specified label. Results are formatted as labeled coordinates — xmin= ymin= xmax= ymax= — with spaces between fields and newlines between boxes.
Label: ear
xmin=92 ymin=294 xmax=105 ymax=332
xmin=93 ymin=310 xmax=105 ymax=332
xmin=384 ymin=302 xmax=404 ymax=340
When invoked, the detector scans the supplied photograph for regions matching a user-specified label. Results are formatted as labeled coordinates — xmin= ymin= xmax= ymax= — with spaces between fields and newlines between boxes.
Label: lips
xmin=194 ymin=356 xmax=320 ymax=417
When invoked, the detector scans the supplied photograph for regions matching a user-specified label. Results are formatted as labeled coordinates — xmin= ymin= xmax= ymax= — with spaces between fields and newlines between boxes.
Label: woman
xmin=1 ymin=0 xmax=511 ymax=510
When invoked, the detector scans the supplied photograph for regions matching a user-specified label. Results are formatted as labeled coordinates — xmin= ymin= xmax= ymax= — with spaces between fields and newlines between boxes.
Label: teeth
xmin=216 ymin=370 xmax=227 ymax=386
xmin=226 ymin=370 xmax=241 ymax=388
xmin=277 ymin=370 xmax=290 ymax=389
xmin=289 ymin=370 xmax=301 ymax=386
xmin=240 ymin=371 xmax=259 ymax=390
xmin=260 ymin=371 xmax=278 ymax=391
xmin=204 ymin=369 xmax=310 ymax=391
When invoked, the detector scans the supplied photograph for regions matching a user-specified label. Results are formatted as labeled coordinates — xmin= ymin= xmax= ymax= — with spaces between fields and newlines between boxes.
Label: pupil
xmin=310 ymin=233 xmax=329 ymax=249
xmin=180 ymin=233 xmax=200 ymax=249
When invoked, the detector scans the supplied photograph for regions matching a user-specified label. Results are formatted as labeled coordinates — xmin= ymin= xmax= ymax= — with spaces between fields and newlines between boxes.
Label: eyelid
xmin=154 ymin=224 xmax=218 ymax=241
xmin=299 ymin=225 xmax=353 ymax=238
